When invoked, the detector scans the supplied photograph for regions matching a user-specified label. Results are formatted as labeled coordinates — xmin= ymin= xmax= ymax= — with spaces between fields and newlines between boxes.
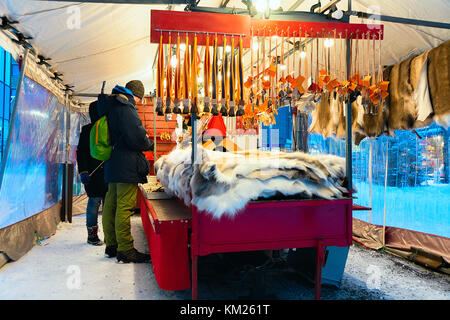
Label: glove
xmin=80 ymin=172 xmax=90 ymax=185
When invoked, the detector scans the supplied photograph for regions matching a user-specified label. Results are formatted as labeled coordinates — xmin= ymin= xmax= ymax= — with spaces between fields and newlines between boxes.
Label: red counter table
xmin=140 ymin=186 xmax=353 ymax=300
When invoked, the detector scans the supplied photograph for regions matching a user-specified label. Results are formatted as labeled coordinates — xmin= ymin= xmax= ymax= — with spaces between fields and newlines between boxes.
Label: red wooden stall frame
xmin=250 ymin=19 xmax=383 ymax=39
xmin=151 ymin=10 xmax=251 ymax=47
xmin=140 ymin=193 xmax=192 ymax=291
xmin=190 ymin=198 xmax=353 ymax=300
xmin=150 ymin=10 xmax=383 ymax=46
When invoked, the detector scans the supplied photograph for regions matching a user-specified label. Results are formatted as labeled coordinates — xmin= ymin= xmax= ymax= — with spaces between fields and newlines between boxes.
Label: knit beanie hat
xmin=125 ymin=80 xmax=145 ymax=99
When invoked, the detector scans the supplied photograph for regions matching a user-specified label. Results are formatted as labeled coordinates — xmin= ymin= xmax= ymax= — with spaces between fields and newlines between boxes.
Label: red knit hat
xmin=204 ymin=115 xmax=227 ymax=137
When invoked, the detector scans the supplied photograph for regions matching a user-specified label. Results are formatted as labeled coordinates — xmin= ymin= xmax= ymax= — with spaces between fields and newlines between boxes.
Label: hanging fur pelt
xmin=155 ymin=146 xmax=353 ymax=219
xmin=428 ymin=39 xmax=450 ymax=128
xmin=388 ymin=56 xmax=417 ymax=134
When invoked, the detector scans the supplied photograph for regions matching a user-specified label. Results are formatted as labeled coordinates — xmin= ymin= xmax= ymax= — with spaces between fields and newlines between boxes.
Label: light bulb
xmin=272 ymin=35 xmax=278 ymax=40
xmin=252 ymin=41 xmax=259 ymax=51
xmin=300 ymin=51 xmax=306 ymax=59
xmin=324 ymin=38 xmax=334 ymax=48
xmin=198 ymin=76 xmax=203 ymax=83
xmin=280 ymin=64 xmax=286 ymax=70
xmin=170 ymin=55 xmax=177 ymax=68
xmin=180 ymin=43 xmax=186 ymax=51
xmin=263 ymin=75 xmax=269 ymax=81
xmin=269 ymin=0 xmax=280 ymax=10
xmin=254 ymin=0 xmax=268 ymax=13
xmin=226 ymin=46 xmax=231 ymax=53
xmin=331 ymin=10 xmax=344 ymax=20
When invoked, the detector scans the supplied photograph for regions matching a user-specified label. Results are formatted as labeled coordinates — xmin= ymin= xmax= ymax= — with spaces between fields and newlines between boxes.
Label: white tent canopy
xmin=0 ymin=0 xmax=449 ymax=102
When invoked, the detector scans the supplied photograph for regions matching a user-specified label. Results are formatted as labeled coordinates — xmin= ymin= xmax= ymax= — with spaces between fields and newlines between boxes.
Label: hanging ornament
xmin=293 ymin=28 xmax=306 ymax=95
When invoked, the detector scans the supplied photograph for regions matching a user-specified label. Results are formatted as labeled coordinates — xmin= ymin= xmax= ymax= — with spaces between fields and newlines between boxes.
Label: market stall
xmin=138 ymin=8 xmax=386 ymax=299
xmin=0 ymin=0 xmax=449 ymax=300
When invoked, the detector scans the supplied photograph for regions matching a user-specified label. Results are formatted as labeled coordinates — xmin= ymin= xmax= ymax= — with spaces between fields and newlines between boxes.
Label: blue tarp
xmin=0 ymin=77 xmax=86 ymax=229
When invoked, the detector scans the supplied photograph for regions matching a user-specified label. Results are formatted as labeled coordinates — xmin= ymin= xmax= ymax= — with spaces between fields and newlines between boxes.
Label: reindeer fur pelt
xmin=428 ymin=39 xmax=450 ymax=128
xmin=309 ymin=92 xmax=332 ymax=137
xmin=388 ymin=56 xmax=417 ymax=134
xmin=309 ymin=92 xmax=364 ymax=139
xmin=154 ymin=147 xmax=352 ymax=219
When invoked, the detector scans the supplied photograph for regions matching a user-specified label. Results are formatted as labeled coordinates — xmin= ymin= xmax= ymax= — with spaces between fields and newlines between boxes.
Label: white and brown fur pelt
xmin=155 ymin=146 xmax=352 ymax=219
xmin=427 ymin=39 xmax=450 ymax=128
xmin=308 ymin=92 xmax=332 ymax=137
xmin=387 ymin=50 xmax=438 ymax=135
xmin=309 ymin=91 xmax=348 ymax=138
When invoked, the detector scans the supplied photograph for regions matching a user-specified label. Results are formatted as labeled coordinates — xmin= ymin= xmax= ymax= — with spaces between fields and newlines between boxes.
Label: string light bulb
xmin=170 ymin=55 xmax=177 ymax=68
xmin=269 ymin=0 xmax=280 ymax=10
xmin=324 ymin=38 xmax=334 ymax=48
xmin=300 ymin=51 xmax=306 ymax=59
xmin=254 ymin=0 xmax=268 ymax=13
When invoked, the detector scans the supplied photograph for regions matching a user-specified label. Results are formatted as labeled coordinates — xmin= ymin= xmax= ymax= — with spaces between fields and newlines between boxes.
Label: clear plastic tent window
xmin=308 ymin=122 xmax=450 ymax=238
xmin=0 ymin=77 xmax=85 ymax=229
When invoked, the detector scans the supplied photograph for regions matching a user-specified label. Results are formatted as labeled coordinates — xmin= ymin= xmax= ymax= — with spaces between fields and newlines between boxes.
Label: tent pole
xmin=383 ymin=138 xmax=389 ymax=247
xmin=153 ymin=97 xmax=157 ymax=162
xmin=343 ymin=0 xmax=352 ymax=194
xmin=191 ymin=113 xmax=197 ymax=166
xmin=368 ymin=137 xmax=373 ymax=224
xmin=346 ymin=11 xmax=450 ymax=30
xmin=0 ymin=47 xmax=29 ymax=191
xmin=64 ymin=93 xmax=72 ymax=223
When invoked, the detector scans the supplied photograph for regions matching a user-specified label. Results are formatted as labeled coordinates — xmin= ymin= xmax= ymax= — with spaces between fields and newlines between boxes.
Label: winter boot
xmin=117 ymin=248 xmax=151 ymax=263
xmin=105 ymin=245 xmax=117 ymax=258
xmin=87 ymin=226 xmax=104 ymax=246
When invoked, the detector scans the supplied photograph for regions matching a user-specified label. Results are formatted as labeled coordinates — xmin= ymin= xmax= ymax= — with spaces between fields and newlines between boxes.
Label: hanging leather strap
xmin=212 ymin=36 xmax=218 ymax=101
xmin=157 ymin=33 xmax=164 ymax=99
xmin=183 ymin=35 xmax=190 ymax=100
xmin=166 ymin=34 xmax=172 ymax=102
xmin=191 ymin=35 xmax=198 ymax=105
xmin=221 ymin=37 xmax=227 ymax=102
xmin=238 ymin=36 xmax=244 ymax=103
xmin=204 ymin=35 xmax=210 ymax=99
xmin=175 ymin=34 xmax=181 ymax=100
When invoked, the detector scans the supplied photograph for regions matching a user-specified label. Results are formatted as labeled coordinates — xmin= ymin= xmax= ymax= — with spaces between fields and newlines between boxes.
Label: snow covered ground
xmin=0 ymin=213 xmax=448 ymax=300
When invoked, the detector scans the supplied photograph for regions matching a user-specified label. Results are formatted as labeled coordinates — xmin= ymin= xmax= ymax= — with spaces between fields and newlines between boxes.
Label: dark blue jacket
xmin=76 ymin=101 xmax=108 ymax=197
xmin=97 ymin=87 xmax=153 ymax=184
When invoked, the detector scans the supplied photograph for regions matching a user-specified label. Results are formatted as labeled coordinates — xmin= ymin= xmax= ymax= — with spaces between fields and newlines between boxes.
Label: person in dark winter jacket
xmin=97 ymin=80 xmax=154 ymax=263
xmin=76 ymin=101 xmax=108 ymax=246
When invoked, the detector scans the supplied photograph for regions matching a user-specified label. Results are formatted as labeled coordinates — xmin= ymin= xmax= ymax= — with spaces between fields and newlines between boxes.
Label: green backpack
xmin=90 ymin=115 xmax=112 ymax=161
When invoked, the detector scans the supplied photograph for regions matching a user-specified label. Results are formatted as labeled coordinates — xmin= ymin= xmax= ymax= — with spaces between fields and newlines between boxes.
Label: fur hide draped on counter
xmin=154 ymin=147 xmax=353 ymax=219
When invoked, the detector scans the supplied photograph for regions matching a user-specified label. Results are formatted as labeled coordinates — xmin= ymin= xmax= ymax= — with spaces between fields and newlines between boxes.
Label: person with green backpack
xmin=93 ymin=80 xmax=153 ymax=263
xmin=76 ymin=100 xmax=108 ymax=246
